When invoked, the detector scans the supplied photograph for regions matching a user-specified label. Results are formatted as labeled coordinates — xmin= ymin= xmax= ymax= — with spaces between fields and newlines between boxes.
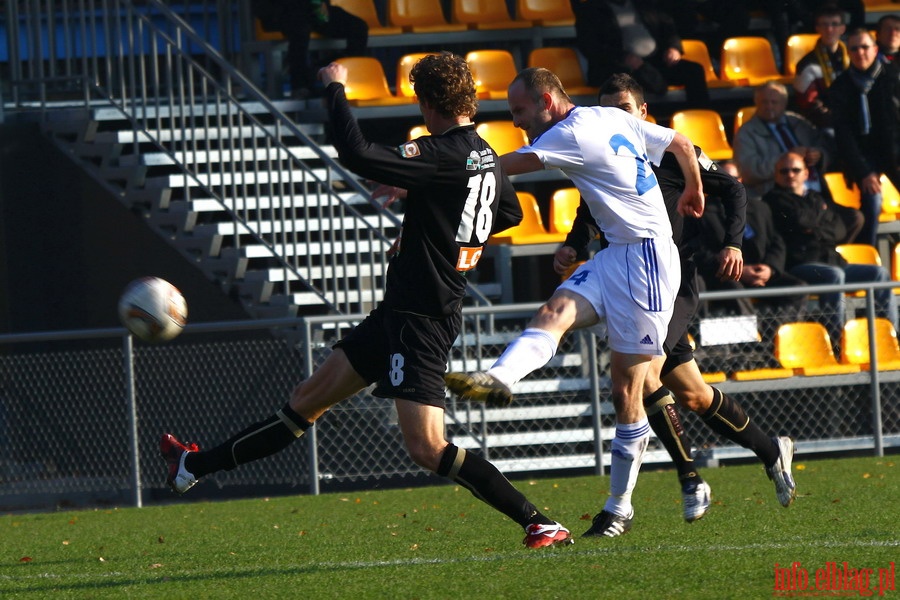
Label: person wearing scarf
xmin=826 ymin=28 xmax=900 ymax=248
xmin=793 ymin=5 xmax=849 ymax=130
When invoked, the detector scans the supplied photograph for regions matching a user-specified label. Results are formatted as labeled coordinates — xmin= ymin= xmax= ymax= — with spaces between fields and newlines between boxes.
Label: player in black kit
xmin=159 ymin=52 xmax=572 ymax=549
xmin=562 ymin=74 xmax=795 ymax=530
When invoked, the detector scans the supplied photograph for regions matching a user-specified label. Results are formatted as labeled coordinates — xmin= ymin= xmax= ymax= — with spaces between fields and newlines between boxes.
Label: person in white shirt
xmin=446 ymin=67 xmax=706 ymax=538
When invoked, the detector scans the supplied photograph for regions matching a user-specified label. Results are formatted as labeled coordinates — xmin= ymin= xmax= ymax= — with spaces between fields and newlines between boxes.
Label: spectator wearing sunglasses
xmin=825 ymin=27 xmax=900 ymax=247
xmin=764 ymin=151 xmax=895 ymax=347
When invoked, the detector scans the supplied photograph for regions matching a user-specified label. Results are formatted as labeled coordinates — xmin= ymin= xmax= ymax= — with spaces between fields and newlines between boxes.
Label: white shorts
xmin=558 ymin=237 xmax=679 ymax=355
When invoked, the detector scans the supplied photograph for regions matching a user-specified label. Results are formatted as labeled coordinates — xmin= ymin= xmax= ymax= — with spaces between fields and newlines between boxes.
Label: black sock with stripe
xmin=436 ymin=443 xmax=553 ymax=528
xmin=701 ymin=388 xmax=778 ymax=467
xmin=643 ymin=387 xmax=701 ymax=488
xmin=186 ymin=402 xmax=312 ymax=477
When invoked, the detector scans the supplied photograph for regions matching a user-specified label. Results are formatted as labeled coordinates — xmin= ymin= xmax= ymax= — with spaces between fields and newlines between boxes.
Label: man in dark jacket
xmin=825 ymin=28 xmax=900 ymax=247
xmin=570 ymin=0 xmax=709 ymax=106
xmin=764 ymin=151 xmax=897 ymax=344
xmin=252 ymin=0 xmax=368 ymax=98
xmin=696 ymin=197 xmax=808 ymax=336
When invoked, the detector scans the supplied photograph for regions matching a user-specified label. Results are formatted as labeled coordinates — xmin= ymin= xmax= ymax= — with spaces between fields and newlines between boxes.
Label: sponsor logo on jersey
xmin=456 ymin=246 xmax=483 ymax=271
xmin=465 ymin=150 xmax=482 ymax=170
xmin=399 ymin=141 xmax=421 ymax=158
xmin=640 ymin=334 xmax=654 ymax=345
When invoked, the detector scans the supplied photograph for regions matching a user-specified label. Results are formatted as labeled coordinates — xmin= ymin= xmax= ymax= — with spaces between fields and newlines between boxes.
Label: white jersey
xmin=520 ymin=106 xmax=675 ymax=244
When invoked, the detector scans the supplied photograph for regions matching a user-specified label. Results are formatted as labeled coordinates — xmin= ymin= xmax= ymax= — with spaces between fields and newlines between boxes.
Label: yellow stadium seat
xmin=467 ymin=49 xmax=518 ymax=100
xmin=879 ymin=174 xmax=900 ymax=220
xmin=836 ymin=243 xmax=881 ymax=266
xmin=841 ymin=317 xmax=900 ymax=370
xmin=254 ymin=18 xmax=284 ymax=41
xmin=527 ymin=47 xmax=599 ymax=97
xmin=774 ymin=321 xmax=862 ymax=376
xmin=670 ymin=109 xmax=734 ymax=161
xmin=333 ymin=57 xmax=413 ymax=106
xmin=824 ymin=172 xmax=861 ymax=210
xmin=549 ymin=187 xmax=581 ymax=234
xmin=387 ymin=0 xmax=467 ymax=32
xmin=332 ymin=0 xmax=403 ymax=35
xmin=490 ymin=192 xmax=567 ymax=244
xmin=681 ymin=39 xmax=738 ymax=88
xmin=396 ymin=52 xmax=437 ymax=99
xmin=784 ymin=33 xmax=819 ymax=77
xmin=475 ymin=120 xmax=529 ymax=155
xmin=721 ymin=36 xmax=792 ymax=86
xmin=733 ymin=105 xmax=756 ymax=136
xmin=516 ymin=0 xmax=575 ymax=26
xmin=452 ymin=0 xmax=532 ymax=29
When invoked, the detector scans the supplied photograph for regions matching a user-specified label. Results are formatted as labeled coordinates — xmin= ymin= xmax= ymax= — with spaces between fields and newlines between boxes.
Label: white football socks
xmin=604 ymin=419 xmax=650 ymax=518
xmin=488 ymin=328 xmax=559 ymax=386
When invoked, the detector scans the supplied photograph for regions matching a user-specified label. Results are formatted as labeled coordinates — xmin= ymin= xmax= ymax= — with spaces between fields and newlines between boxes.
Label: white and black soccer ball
xmin=118 ymin=277 xmax=188 ymax=342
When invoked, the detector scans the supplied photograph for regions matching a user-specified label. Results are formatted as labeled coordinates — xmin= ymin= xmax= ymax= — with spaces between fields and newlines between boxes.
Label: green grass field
xmin=1 ymin=456 xmax=897 ymax=599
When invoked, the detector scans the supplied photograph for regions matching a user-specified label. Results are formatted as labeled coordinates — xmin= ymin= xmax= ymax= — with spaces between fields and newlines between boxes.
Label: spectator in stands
xmin=792 ymin=5 xmax=849 ymax=130
xmin=734 ymin=82 xmax=848 ymax=219
xmin=764 ymin=151 xmax=897 ymax=344
xmin=252 ymin=0 xmax=368 ymax=98
xmin=696 ymin=195 xmax=809 ymax=338
xmin=825 ymin=27 xmax=900 ymax=247
xmin=570 ymin=0 xmax=710 ymax=106
xmin=876 ymin=14 xmax=900 ymax=64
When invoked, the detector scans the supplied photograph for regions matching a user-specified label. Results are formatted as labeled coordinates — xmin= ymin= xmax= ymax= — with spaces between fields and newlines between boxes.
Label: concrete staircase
xmin=39 ymin=101 xmax=401 ymax=327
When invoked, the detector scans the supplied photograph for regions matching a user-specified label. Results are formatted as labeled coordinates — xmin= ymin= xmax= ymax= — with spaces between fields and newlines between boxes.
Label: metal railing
xmin=2 ymin=0 xmax=402 ymax=315
xmin=0 ymin=283 xmax=898 ymax=512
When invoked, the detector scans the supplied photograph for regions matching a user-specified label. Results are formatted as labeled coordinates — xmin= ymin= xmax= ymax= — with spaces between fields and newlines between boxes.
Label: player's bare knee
xmin=404 ymin=438 xmax=444 ymax=472
xmin=674 ymin=387 xmax=714 ymax=413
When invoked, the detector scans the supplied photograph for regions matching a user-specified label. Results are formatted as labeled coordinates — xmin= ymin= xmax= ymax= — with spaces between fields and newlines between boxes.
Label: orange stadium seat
xmin=774 ymin=321 xmax=862 ymax=376
xmin=721 ymin=36 xmax=792 ymax=86
xmin=549 ymin=187 xmax=580 ymax=234
xmin=387 ymin=0 xmax=467 ymax=32
xmin=681 ymin=39 xmax=737 ymax=88
xmin=333 ymin=57 xmax=412 ymax=106
xmin=670 ymin=109 xmax=734 ymax=161
xmin=528 ymin=47 xmax=599 ymax=97
xmin=467 ymin=49 xmax=518 ymax=100
xmin=408 ymin=124 xmax=429 ymax=140
xmin=490 ymin=192 xmax=567 ymax=244
xmin=824 ymin=172 xmax=861 ymax=210
xmin=332 ymin=0 xmax=403 ymax=35
xmin=475 ymin=120 xmax=529 ymax=155
xmin=516 ymin=0 xmax=575 ymax=26
xmin=841 ymin=317 xmax=900 ymax=370
xmin=784 ymin=33 xmax=819 ymax=77
xmin=733 ymin=105 xmax=756 ymax=136
xmin=452 ymin=0 xmax=532 ymax=29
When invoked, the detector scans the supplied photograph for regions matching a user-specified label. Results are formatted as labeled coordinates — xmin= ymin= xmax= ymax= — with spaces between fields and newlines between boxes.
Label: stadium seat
xmin=824 ymin=172 xmax=861 ymax=210
xmin=396 ymin=52 xmax=436 ymax=99
xmin=721 ymin=36 xmax=791 ymax=86
xmin=670 ymin=109 xmax=734 ymax=161
xmin=475 ymin=120 xmax=528 ymax=155
xmin=836 ymin=243 xmax=881 ymax=266
xmin=332 ymin=0 xmax=403 ymax=35
xmin=452 ymin=0 xmax=532 ymax=29
xmin=516 ymin=0 xmax=575 ymax=26
xmin=841 ymin=317 xmax=900 ymax=370
xmin=733 ymin=105 xmax=756 ymax=136
xmin=774 ymin=321 xmax=862 ymax=375
xmin=408 ymin=124 xmax=429 ymax=140
xmin=333 ymin=57 xmax=412 ymax=106
xmin=686 ymin=334 xmax=729 ymax=381
xmin=681 ymin=39 xmax=737 ymax=88
xmin=527 ymin=47 xmax=599 ymax=97
xmin=387 ymin=0 xmax=467 ymax=32
xmin=549 ymin=187 xmax=580 ymax=234
xmin=784 ymin=33 xmax=819 ymax=77
xmin=490 ymin=192 xmax=567 ymax=244
xmin=467 ymin=50 xmax=518 ymax=100
xmin=879 ymin=174 xmax=900 ymax=221
xmin=254 ymin=18 xmax=284 ymax=42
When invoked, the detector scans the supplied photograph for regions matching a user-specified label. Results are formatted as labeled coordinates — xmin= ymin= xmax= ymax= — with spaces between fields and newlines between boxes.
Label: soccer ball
xmin=118 ymin=277 xmax=188 ymax=342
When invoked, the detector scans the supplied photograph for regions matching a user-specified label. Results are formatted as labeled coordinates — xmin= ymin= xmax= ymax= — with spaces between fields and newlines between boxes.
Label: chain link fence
xmin=1 ymin=284 xmax=898 ymax=512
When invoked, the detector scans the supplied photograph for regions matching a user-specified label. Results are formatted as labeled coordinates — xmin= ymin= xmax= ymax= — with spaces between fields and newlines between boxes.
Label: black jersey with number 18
xmin=323 ymin=82 xmax=523 ymax=317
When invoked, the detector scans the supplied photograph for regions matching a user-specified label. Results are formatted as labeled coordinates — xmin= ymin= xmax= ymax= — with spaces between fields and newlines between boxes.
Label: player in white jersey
xmin=445 ymin=67 xmax=704 ymax=538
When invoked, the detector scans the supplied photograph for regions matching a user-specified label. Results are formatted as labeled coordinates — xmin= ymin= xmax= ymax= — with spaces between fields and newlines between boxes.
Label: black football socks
xmin=186 ymin=402 xmax=312 ymax=477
